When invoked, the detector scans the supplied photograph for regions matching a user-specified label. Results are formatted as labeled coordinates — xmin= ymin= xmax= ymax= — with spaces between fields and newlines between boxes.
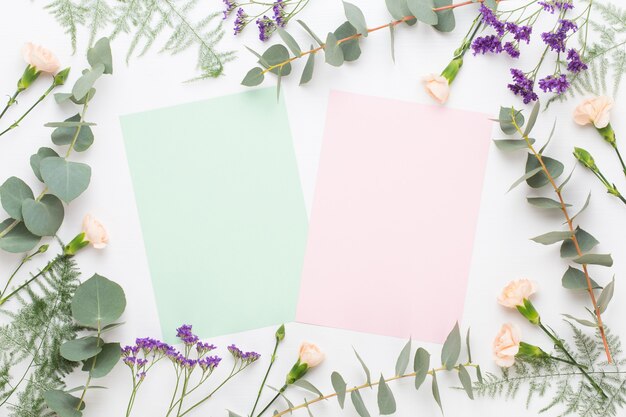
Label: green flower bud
xmin=517 ymin=342 xmax=549 ymax=360
xmin=276 ymin=324 xmax=285 ymax=342
xmin=516 ymin=298 xmax=540 ymax=325
xmin=573 ymin=147 xmax=598 ymax=172
xmin=17 ymin=65 xmax=41 ymax=92
xmin=53 ymin=67 xmax=71 ymax=87
xmin=441 ymin=58 xmax=463 ymax=85
xmin=63 ymin=232 xmax=89 ymax=256
xmin=285 ymin=360 xmax=308 ymax=385
xmin=596 ymin=124 xmax=616 ymax=146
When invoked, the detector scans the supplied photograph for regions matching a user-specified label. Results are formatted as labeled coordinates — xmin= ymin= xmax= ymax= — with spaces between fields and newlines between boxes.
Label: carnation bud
xmin=516 ymin=298 xmax=540 ymax=325
xmin=275 ymin=324 xmax=285 ymax=342
xmin=63 ymin=232 xmax=90 ymax=256
xmin=516 ymin=342 xmax=549 ymax=360
xmin=53 ymin=67 xmax=71 ymax=87
xmin=597 ymin=124 xmax=617 ymax=146
xmin=17 ymin=65 xmax=40 ymax=92
xmin=573 ymin=147 xmax=598 ymax=172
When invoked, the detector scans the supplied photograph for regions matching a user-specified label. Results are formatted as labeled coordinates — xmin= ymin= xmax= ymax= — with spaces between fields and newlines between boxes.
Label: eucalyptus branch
xmin=272 ymin=364 xmax=478 ymax=417
xmin=511 ymin=114 xmax=612 ymax=364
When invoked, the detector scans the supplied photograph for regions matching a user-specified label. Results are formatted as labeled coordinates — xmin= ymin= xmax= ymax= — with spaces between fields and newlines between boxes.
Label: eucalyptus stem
xmin=0 ymin=91 xmax=20 ymax=121
xmin=0 ymin=83 xmax=56 ymax=138
xmin=512 ymin=115 xmax=613 ymax=364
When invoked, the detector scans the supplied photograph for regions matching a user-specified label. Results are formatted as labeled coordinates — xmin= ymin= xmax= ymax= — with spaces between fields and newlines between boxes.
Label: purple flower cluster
xmin=539 ymin=73 xmax=569 ymax=94
xmin=273 ymin=0 xmax=287 ymax=27
xmin=176 ymin=324 xmax=200 ymax=346
xmin=256 ymin=16 xmax=276 ymax=42
xmin=472 ymin=35 xmax=503 ymax=55
xmin=538 ymin=0 xmax=574 ymax=13
xmin=472 ymin=6 xmax=533 ymax=59
xmin=508 ymin=69 xmax=539 ymax=104
xmin=541 ymin=19 xmax=577 ymax=52
xmin=233 ymin=8 xmax=247 ymax=35
xmin=480 ymin=4 xmax=505 ymax=36
xmin=507 ymin=22 xmax=532 ymax=44
xmin=567 ymin=49 xmax=588 ymax=73
xmin=228 ymin=344 xmax=261 ymax=364
xmin=222 ymin=0 xmax=236 ymax=19
xmin=227 ymin=0 xmax=288 ymax=40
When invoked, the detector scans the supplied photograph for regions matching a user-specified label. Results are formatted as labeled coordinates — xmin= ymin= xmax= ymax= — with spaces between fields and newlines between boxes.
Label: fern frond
xmin=80 ymin=0 xmax=115 ymax=47
xmin=44 ymin=0 xmax=87 ymax=53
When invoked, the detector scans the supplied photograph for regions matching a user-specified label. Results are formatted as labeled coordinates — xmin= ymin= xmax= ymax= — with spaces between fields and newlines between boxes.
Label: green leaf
xmin=43 ymin=390 xmax=84 ymax=417
xmin=45 ymin=121 xmax=97 ymax=128
xmin=458 ymin=364 xmax=474 ymax=400
xmin=377 ymin=375 xmax=396 ymax=414
xmin=60 ymin=336 xmax=103 ymax=361
xmin=562 ymin=313 xmax=597 ymax=327
xmin=71 ymin=274 xmax=127 ymax=329
xmin=73 ymin=63 xmax=105 ymax=101
xmin=433 ymin=0 xmax=455 ymax=32
xmin=277 ymin=27 xmax=302 ymax=55
xmin=465 ymin=328 xmax=472 ymax=363
xmin=431 ymin=371 xmax=443 ymax=414
xmin=21 ymin=195 xmax=64 ymax=237
xmin=441 ymin=322 xmax=460 ymax=370
xmin=385 ymin=0 xmax=416 ymax=25
xmin=227 ymin=411 xmax=243 ymax=417
xmin=498 ymin=107 xmax=524 ymax=135
xmin=476 ymin=365 xmax=483 ymax=384
xmin=526 ymin=197 xmax=569 ymax=209
xmin=82 ymin=343 xmax=121 ymax=378
xmin=30 ymin=147 xmax=60 ymax=182
xmin=0 ymin=177 xmax=34 ymax=220
xmin=325 ymin=33 xmax=345 ymax=67
xmin=395 ymin=339 xmax=411 ymax=376
xmin=334 ymin=22 xmax=361 ymax=62
xmin=241 ymin=67 xmax=265 ymax=87
xmin=389 ymin=24 xmax=396 ymax=62
xmin=531 ymin=231 xmax=573 ymax=245
xmin=539 ymin=119 xmax=557 ymax=155
xmin=570 ymin=192 xmax=591 ymax=222
xmin=297 ymin=20 xmax=324 ymax=47
xmin=561 ymin=227 xmax=599 ymax=257
xmin=300 ymin=48 xmax=316 ymax=85
xmin=353 ymin=348 xmax=371 ymax=385
xmin=55 ymin=93 xmax=73 ymax=104
xmin=525 ymin=154 xmax=564 ymax=188
xmin=293 ymin=380 xmax=323 ymax=397
xmin=351 ymin=390 xmax=371 ymax=417
xmin=40 ymin=157 xmax=92 ymax=203
xmin=0 ymin=218 xmax=41 ymax=253
xmin=261 ymin=44 xmax=291 ymax=76
xmin=508 ymin=167 xmax=542 ymax=192
xmin=598 ymin=277 xmax=615 ymax=314
xmin=413 ymin=347 xmax=430 ymax=390
xmin=493 ymin=138 xmax=534 ymax=152
xmin=523 ymin=101 xmax=540 ymax=136
xmin=331 ymin=371 xmax=347 ymax=409
xmin=51 ymin=114 xmax=95 ymax=152
xmin=87 ymin=37 xmax=113 ymax=74
xmin=573 ymin=253 xmax=613 ymax=267
xmin=562 ymin=266 xmax=601 ymax=290
xmin=407 ymin=0 xmax=438 ymax=25
xmin=343 ymin=1 xmax=368 ymax=37
xmin=557 ymin=166 xmax=575 ymax=191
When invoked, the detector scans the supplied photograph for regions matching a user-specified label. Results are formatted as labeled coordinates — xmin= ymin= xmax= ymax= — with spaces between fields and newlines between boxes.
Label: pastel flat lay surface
xmin=296 ymin=91 xmax=492 ymax=342
xmin=121 ymin=88 xmax=308 ymax=341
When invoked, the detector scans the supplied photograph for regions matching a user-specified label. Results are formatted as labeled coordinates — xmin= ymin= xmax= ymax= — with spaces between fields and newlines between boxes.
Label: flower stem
xmin=255 ymin=386 xmax=285 ymax=417
xmin=512 ymin=114 xmax=613 ymax=364
xmin=250 ymin=338 xmax=281 ymax=417
xmin=612 ymin=143 xmax=626 ymax=179
xmin=0 ymin=83 xmax=56 ymax=138
xmin=75 ymin=324 xmax=103 ymax=410
xmin=0 ymin=90 xmax=20 ymax=121
xmin=0 ymin=254 xmax=65 ymax=306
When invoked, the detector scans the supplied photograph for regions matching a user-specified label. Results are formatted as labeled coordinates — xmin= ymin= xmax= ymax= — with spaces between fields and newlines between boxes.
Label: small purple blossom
xmin=538 ymin=0 xmax=574 ymax=13
xmin=479 ymin=4 xmax=505 ymax=36
xmin=541 ymin=19 xmax=577 ymax=52
xmin=223 ymin=0 xmax=237 ymax=19
xmin=256 ymin=16 xmax=276 ymax=41
xmin=566 ymin=49 xmax=588 ymax=73
xmin=176 ymin=324 xmax=200 ymax=346
xmin=228 ymin=344 xmax=261 ymax=364
xmin=472 ymin=35 xmax=503 ymax=55
xmin=196 ymin=341 xmax=217 ymax=354
xmin=272 ymin=0 xmax=286 ymax=27
xmin=506 ymin=23 xmax=532 ymax=44
xmin=538 ymin=73 xmax=569 ymax=94
xmin=199 ymin=355 xmax=222 ymax=371
xmin=504 ymin=42 xmax=520 ymax=58
xmin=508 ymin=68 xmax=538 ymax=104
xmin=233 ymin=8 xmax=247 ymax=35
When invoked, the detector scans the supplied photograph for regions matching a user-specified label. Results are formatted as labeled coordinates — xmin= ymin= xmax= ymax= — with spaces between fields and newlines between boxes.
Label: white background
xmin=1 ymin=0 xmax=626 ymax=416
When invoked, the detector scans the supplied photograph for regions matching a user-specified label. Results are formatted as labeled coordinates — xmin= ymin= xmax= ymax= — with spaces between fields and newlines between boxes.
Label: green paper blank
xmin=121 ymin=88 xmax=308 ymax=342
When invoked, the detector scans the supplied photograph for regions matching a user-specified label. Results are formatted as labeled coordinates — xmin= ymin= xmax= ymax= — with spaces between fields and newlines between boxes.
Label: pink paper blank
xmin=296 ymin=91 xmax=492 ymax=343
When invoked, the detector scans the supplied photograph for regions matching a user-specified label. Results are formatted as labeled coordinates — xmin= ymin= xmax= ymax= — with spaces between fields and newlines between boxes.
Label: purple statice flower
xmin=233 ymin=8 xmax=247 ymax=35
xmin=256 ymin=16 xmax=276 ymax=42
xmin=538 ymin=0 xmax=574 ymax=13
xmin=506 ymin=23 xmax=532 ymax=44
xmin=479 ymin=4 xmax=505 ymax=36
xmin=508 ymin=68 xmax=538 ymax=104
xmin=123 ymin=356 xmax=137 ymax=367
xmin=137 ymin=371 xmax=147 ymax=380
xmin=272 ymin=0 xmax=286 ymax=27
xmin=199 ymin=355 xmax=222 ymax=372
xmin=223 ymin=0 xmax=237 ymax=20
xmin=558 ymin=19 xmax=578 ymax=33
xmin=541 ymin=20 xmax=576 ymax=53
xmin=122 ymin=345 xmax=140 ymax=357
xmin=472 ymin=35 xmax=503 ymax=55
xmin=504 ymin=42 xmax=520 ymax=58
xmin=228 ymin=344 xmax=261 ymax=364
xmin=539 ymin=73 xmax=569 ymax=94
xmin=227 ymin=344 xmax=243 ymax=359
xmin=176 ymin=324 xmax=199 ymax=346
xmin=566 ymin=48 xmax=588 ymax=73
xmin=196 ymin=341 xmax=217 ymax=355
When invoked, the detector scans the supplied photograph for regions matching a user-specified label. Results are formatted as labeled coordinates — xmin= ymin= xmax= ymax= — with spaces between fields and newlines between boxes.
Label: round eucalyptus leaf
xmin=40 ymin=157 xmax=92 ymax=203
xmin=60 ymin=336 xmax=103 ymax=361
xmin=87 ymin=37 xmax=113 ymax=74
xmin=334 ymin=22 xmax=361 ymax=62
xmin=82 ymin=342 xmax=121 ymax=378
xmin=51 ymin=114 xmax=95 ymax=152
xmin=43 ymin=390 xmax=85 ymax=417
xmin=433 ymin=0 xmax=455 ymax=32
xmin=0 ymin=218 xmax=41 ymax=253
xmin=21 ymin=195 xmax=64 ymax=237
xmin=30 ymin=147 xmax=60 ymax=182
xmin=0 ymin=177 xmax=34 ymax=220
xmin=72 ymin=274 xmax=126 ymax=329
xmin=261 ymin=44 xmax=292 ymax=76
